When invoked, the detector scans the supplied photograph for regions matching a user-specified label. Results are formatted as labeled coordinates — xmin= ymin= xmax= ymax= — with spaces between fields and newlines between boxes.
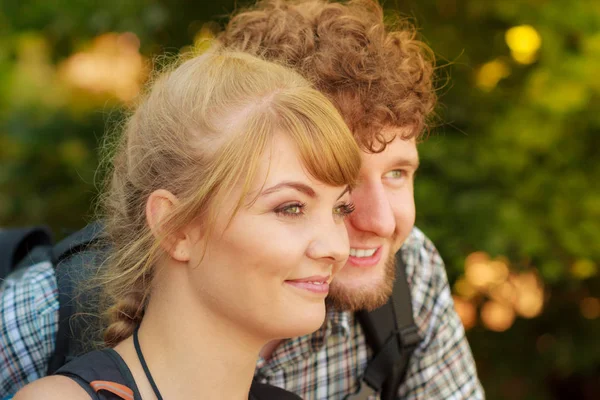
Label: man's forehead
xmin=358 ymin=126 xmax=419 ymax=167
xmin=380 ymin=125 xmax=416 ymax=142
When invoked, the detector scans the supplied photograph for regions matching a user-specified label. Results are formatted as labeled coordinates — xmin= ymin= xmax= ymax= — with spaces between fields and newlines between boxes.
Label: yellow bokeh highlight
xmin=456 ymin=252 xmax=546 ymax=331
xmin=453 ymin=296 xmax=477 ymax=330
xmin=194 ymin=24 xmax=216 ymax=52
xmin=59 ymin=32 xmax=147 ymax=103
xmin=571 ymin=259 xmax=597 ymax=280
xmin=481 ymin=300 xmax=515 ymax=332
xmin=580 ymin=297 xmax=600 ymax=319
xmin=179 ymin=24 xmax=217 ymax=56
xmin=513 ymin=289 xmax=544 ymax=318
xmin=488 ymin=280 xmax=517 ymax=304
xmin=511 ymin=51 xmax=537 ymax=64
xmin=465 ymin=251 xmax=490 ymax=266
xmin=511 ymin=272 xmax=544 ymax=318
xmin=465 ymin=256 xmax=509 ymax=289
xmin=476 ymin=59 xmax=511 ymax=91
xmin=454 ymin=277 xmax=478 ymax=300
xmin=505 ymin=25 xmax=542 ymax=65
xmin=506 ymin=25 xmax=542 ymax=53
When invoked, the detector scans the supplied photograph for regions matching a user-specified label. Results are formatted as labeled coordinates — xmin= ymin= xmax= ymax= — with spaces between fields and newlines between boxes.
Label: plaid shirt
xmin=0 ymin=227 xmax=484 ymax=399
xmin=0 ymin=262 xmax=58 ymax=397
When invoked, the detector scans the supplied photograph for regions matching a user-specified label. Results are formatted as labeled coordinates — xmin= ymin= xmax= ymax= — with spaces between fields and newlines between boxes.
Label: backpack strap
xmin=55 ymin=348 xmax=141 ymax=400
xmin=250 ymin=381 xmax=303 ymax=400
xmin=47 ymin=221 xmax=104 ymax=375
xmin=0 ymin=226 xmax=53 ymax=279
xmin=57 ymin=348 xmax=300 ymax=400
xmin=349 ymin=250 xmax=421 ymax=400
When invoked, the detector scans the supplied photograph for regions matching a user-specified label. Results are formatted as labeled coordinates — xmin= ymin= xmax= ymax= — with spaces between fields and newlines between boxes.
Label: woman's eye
xmin=286 ymin=205 xmax=302 ymax=214
xmin=275 ymin=202 xmax=306 ymax=217
xmin=333 ymin=202 xmax=356 ymax=218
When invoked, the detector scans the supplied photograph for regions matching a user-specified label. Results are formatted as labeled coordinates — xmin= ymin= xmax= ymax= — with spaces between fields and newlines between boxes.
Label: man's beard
xmin=326 ymin=252 xmax=396 ymax=312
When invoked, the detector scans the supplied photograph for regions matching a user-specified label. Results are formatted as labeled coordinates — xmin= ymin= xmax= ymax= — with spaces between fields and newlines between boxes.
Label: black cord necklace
xmin=133 ymin=325 xmax=164 ymax=400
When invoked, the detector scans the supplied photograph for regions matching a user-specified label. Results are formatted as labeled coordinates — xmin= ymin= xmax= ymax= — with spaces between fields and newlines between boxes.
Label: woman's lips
xmin=285 ymin=275 xmax=330 ymax=294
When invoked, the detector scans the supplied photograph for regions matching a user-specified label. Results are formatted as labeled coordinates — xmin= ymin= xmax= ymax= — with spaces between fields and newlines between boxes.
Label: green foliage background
xmin=1 ymin=1 xmax=598 ymax=398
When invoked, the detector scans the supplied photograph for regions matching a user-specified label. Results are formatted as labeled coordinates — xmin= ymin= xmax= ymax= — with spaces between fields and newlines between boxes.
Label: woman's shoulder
xmin=13 ymin=375 xmax=90 ymax=400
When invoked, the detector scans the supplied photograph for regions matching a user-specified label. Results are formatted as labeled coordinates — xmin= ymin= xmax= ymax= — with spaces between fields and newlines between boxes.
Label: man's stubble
xmin=326 ymin=251 xmax=397 ymax=312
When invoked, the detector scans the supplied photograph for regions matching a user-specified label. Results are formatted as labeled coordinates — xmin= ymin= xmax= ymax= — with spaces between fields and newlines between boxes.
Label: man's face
xmin=328 ymin=127 xmax=418 ymax=311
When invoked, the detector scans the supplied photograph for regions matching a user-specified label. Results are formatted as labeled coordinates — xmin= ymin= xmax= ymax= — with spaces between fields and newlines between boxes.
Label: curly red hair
xmin=219 ymin=0 xmax=436 ymax=152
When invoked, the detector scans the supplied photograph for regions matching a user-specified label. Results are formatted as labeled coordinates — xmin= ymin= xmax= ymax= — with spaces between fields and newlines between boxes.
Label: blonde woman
xmin=14 ymin=49 xmax=361 ymax=400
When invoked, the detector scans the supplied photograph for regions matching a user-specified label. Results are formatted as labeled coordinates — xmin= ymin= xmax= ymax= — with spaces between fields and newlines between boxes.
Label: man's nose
xmin=348 ymin=180 xmax=395 ymax=238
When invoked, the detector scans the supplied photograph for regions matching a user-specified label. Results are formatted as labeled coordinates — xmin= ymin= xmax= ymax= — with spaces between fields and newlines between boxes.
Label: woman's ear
xmin=146 ymin=189 xmax=190 ymax=262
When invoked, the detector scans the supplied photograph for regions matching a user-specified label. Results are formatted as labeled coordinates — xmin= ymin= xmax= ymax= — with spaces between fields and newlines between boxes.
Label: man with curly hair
xmin=220 ymin=0 xmax=484 ymax=398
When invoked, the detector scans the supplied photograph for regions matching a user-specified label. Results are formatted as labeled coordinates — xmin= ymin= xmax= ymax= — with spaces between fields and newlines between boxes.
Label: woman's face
xmin=187 ymin=132 xmax=353 ymax=340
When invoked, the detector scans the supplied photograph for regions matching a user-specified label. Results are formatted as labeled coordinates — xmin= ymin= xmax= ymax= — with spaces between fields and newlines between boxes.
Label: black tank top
xmin=55 ymin=349 xmax=301 ymax=400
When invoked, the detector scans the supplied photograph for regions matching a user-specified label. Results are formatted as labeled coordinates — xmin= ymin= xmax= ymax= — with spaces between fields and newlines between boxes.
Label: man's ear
xmin=146 ymin=189 xmax=190 ymax=262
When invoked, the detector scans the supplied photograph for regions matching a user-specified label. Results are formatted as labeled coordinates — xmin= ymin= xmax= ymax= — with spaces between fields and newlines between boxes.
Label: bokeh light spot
xmin=465 ymin=257 xmax=509 ymax=289
xmin=59 ymin=32 xmax=147 ymax=103
xmin=505 ymin=25 xmax=542 ymax=64
xmin=454 ymin=277 xmax=478 ymax=299
xmin=453 ymin=296 xmax=477 ymax=330
xmin=511 ymin=271 xmax=544 ymax=318
xmin=476 ymin=59 xmax=511 ymax=91
xmin=481 ymin=300 xmax=515 ymax=332
xmin=571 ymin=259 xmax=597 ymax=280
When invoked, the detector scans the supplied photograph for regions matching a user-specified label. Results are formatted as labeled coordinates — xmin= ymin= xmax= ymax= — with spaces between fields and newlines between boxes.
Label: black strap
xmin=381 ymin=252 xmax=421 ymax=400
xmin=0 ymin=226 xmax=53 ymax=279
xmin=55 ymin=348 xmax=142 ymax=400
xmin=47 ymin=221 xmax=104 ymax=374
xmin=250 ymin=381 xmax=302 ymax=400
xmin=133 ymin=325 xmax=164 ymax=400
xmin=132 ymin=326 xmax=301 ymax=400
xmin=348 ymin=250 xmax=421 ymax=400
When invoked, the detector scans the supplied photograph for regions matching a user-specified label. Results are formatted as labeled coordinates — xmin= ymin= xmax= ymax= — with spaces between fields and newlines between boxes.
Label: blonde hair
xmin=97 ymin=48 xmax=361 ymax=347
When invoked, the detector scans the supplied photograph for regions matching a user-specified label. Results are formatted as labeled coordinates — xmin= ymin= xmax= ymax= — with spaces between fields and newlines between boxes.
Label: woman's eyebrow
xmin=260 ymin=181 xmax=316 ymax=198
xmin=337 ymin=186 xmax=350 ymax=200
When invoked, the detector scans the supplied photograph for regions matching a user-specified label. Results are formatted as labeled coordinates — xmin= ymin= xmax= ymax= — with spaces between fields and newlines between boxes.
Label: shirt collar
xmin=326 ymin=306 xmax=352 ymax=340
xmin=255 ymin=307 xmax=352 ymax=376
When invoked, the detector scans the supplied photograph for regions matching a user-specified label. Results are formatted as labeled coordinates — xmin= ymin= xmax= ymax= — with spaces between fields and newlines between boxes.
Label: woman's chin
xmin=271 ymin=305 xmax=327 ymax=339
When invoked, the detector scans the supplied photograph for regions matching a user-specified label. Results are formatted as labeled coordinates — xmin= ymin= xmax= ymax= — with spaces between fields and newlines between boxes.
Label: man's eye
xmin=385 ymin=170 xmax=406 ymax=179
